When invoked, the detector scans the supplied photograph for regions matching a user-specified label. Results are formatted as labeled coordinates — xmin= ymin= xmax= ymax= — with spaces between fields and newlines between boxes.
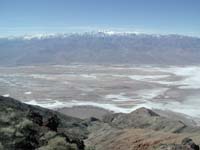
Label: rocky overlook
xmin=0 ymin=96 xmax=200 ymax=150
xmin=0 ymin=96 xmax=86 ymax=150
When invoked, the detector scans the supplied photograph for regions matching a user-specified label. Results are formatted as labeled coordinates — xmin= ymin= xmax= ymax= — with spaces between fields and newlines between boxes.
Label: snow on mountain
xmin=0 ymin=31 xmax=197 ymax=41
xmin=0 ymin=31 xmax=200 ymax=66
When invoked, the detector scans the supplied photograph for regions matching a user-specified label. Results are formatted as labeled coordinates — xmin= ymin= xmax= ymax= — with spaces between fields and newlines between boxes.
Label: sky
xmin=0 ymin=0 xmax=200 ymax=37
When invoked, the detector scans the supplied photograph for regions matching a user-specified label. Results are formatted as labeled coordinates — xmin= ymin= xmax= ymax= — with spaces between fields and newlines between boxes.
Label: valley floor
xmin=0 ymin=64 xmax=200 ymax=124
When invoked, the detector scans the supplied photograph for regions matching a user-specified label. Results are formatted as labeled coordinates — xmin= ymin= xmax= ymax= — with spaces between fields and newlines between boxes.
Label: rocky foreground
xmin=0 ymin=96 xmax=200 ymax=150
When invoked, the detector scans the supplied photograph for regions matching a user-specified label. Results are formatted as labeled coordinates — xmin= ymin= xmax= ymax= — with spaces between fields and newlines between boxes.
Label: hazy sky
xmin=0 ymin=0 xmax=200 ymax=36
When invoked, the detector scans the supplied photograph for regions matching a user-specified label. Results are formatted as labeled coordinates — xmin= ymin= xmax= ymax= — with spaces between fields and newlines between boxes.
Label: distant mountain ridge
xmin=0 ymin=32 xmax=200 ymax=66
xmin=1 ymin=32 xmax=198 ymax=40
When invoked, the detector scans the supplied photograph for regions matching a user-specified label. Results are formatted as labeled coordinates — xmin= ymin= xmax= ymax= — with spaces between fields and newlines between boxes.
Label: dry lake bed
xmin=0 ymin=64 xmax=200 ymax=121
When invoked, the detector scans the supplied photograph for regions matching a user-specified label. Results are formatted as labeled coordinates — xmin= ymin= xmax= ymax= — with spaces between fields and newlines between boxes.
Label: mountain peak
xmin=131 ymin=107 xmax=160 ymax=117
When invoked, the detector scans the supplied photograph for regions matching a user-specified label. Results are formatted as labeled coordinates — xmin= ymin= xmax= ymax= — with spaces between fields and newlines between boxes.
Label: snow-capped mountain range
xmin=0 ymin=32 xmax=200 ymax=66
xmin=1 ymin=31 xmax=193 ymax=40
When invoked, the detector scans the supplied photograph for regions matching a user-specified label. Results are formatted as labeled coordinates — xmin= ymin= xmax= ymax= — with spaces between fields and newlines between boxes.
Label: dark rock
xmin=157 ymin=138 xmax=200 ymax=150
xmin=15 ymin=123 xmax=39 ymax=150
xmin=70 ymin=138 xmax=85 ymax=150
xmin=182 ymin=138 xmax=199 ymax=150
xmin=89 ymin=117 xmax=99 ymax=122
xmin=182 ymin=137 xmax=193 ymax=145
xmin=191 ymin=144 xmax=200 ymax=150
xmin=0 ymin=96 xmax=86 ymax=150
xmin=27 ymin=110 xmax=43 ymax=126
xmin=45 ymin=114 xmax=60 ymax=132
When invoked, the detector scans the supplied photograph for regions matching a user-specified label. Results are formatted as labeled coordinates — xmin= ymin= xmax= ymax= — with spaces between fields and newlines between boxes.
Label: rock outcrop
xmin=103 ymin=107 xmax=198 ymax=133
xmin=157 ymin=138 xmax=199 ymax=150
xmin=86 ymin=107 xmax=200 ymax=150
xmin=0 ymin=96 xmax=86 ymax=150
xmin=1 ymin=96 xmax=200 ymax=150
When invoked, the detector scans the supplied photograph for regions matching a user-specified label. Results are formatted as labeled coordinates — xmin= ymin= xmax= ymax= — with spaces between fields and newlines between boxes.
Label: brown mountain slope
xmin=1 ymin=96 xmax=200 ymax=150
xmin=85 ymin=108 xmax=200 ymax=150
